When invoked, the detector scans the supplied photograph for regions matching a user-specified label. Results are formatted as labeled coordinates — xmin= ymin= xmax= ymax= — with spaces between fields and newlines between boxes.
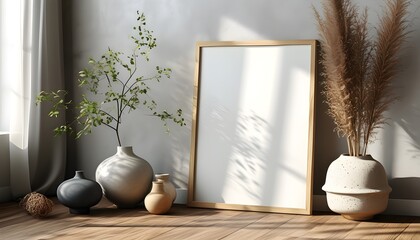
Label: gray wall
xmin=62 ymin=0 xmax=420 ymax=200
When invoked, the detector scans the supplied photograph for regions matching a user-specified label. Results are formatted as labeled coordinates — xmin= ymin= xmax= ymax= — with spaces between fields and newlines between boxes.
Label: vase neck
xmin=74 ymin=170 xmax=85 ymax=179
xmin=117 ymin=146 xmax=135 ymax=156
xmin=152 ymin=180 xmax=165 ymax=193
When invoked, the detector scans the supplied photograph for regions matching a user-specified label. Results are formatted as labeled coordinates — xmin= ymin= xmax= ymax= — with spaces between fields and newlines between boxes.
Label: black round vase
xmin=57 ymin=170 xmax=103 ymax=214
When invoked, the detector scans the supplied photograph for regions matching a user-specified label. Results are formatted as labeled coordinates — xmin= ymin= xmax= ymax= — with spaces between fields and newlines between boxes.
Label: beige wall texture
xmin=61 ymin=0 xmax=420 ymax=207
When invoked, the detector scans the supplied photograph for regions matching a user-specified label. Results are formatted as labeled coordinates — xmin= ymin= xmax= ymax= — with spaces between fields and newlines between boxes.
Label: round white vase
xmin=95 ymin=146 xmax=154 ymax=208
xmin=155 ymin=173 xmax=177 ymax=203
xmin=322 ymin=154 xmax=392 ymax=220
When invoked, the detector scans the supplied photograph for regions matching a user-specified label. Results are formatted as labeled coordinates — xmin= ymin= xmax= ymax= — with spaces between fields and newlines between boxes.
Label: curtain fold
xmin=28 ymin=0 xmax=66 ymax=196
xmin=1 ymin=0 xmax=66 ymax=199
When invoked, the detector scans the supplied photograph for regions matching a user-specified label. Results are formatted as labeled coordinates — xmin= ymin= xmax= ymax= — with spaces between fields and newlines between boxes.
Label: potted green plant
xmin=314 ymin=0 xmax=409 ymax=220
xmin=37 ymin=11 xmax=185 ymax=208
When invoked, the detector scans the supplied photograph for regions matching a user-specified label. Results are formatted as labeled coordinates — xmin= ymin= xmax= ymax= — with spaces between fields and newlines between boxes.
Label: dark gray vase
xmin=57 ymin=170 xmax=103 ymax=214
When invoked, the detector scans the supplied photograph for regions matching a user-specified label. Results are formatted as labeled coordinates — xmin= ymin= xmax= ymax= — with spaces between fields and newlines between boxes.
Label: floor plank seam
xmin=217 ymin=213 xmax=267 ymax=239
xmin=394 ymin=224 xmax=410 ymax=240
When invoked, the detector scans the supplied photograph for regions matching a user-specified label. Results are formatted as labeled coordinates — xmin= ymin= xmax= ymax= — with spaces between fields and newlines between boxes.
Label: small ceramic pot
xmin=144 ymin=180 xmax=172 ymax=214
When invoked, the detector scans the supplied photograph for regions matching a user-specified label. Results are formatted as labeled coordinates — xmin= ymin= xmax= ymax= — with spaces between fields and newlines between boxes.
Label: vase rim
xmin=155 ymin=173 xmax=169 ymax=177
xmin=117 ymin=146 xmax=135 ymax=155
xmin=340 ymin=154 xmax=374 ymax=160
xmin=341 ymin=153 xmax=372 ymax=157
xmin=117 ymin=146 xmax=133 ymax=149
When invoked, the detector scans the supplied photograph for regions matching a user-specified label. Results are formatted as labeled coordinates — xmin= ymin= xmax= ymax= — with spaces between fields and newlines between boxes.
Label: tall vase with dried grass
xmin=314 ymin=0 xmax=409 ymax=220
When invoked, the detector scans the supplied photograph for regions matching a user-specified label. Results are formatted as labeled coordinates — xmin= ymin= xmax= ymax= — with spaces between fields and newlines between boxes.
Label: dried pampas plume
xmin=20 ymin=192 xmax=54 ymax=218
xmin=314 ymin=0 xmax=409 ymax=156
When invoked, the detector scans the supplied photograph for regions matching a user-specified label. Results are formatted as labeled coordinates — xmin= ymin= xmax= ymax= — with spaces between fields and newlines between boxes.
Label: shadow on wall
xmin=168 ymin=54 xmax=196 ymax=189
xmin=396 ymin=19 xmax=420 ymax=158
xmin=384 ymin=11 xmax=420 ymax=198
xmin=395 ymin=103 xmax=420 ymax=160
xmin=390 ymin=177 xmax=420 ymax=200
xmin=394 ymin=19 xmax=420 ymax=147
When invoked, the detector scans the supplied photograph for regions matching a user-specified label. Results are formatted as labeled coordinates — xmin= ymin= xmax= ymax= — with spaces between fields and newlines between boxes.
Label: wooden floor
xmin=1 ymin=198 xmax=419 ymax=240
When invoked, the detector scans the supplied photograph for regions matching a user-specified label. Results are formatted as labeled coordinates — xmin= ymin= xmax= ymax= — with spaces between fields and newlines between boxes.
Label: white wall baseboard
xmin=313 ymin=194 xmax=420 ymax=216
xmin=174 ymin=188 xmax=188 ymax=204
xmin=175 ymin=191 xmax=420 ymax=216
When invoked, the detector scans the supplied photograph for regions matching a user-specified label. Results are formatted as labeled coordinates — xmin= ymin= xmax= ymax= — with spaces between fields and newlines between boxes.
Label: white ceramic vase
xmin=322 ymin=154 xmax=392 ymax=220
xmin=144 ymin=180 xmax=172 ymax=214
xmin=155 ymin=173 xmax=177 ymax=203
xmin=95 ymin=146 xmax=154 ymax=208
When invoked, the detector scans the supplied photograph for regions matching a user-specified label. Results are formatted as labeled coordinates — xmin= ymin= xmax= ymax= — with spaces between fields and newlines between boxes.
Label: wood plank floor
xmin=1 ymin=198 xmax=419 ymax=240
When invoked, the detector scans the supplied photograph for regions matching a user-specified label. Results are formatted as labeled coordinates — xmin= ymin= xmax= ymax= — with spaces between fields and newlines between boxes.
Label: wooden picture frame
xmin=188 ymin=40 xmax=317 ymax=215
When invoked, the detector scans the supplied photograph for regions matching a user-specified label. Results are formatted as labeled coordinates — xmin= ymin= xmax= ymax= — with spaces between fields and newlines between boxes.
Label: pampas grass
xmin=314 ymin=0 xmax=409 ymax=156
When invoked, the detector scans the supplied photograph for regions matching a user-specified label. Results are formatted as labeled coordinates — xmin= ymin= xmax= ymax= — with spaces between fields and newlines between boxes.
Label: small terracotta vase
xmin=155 ymin=173 xmax=177 ymax=203
xmin=144 ymin=180 xmax=172 ymax=214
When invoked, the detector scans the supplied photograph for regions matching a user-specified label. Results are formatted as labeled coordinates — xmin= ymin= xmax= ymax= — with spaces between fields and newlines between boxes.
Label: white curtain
xmin=0 ymin=0 xmax=66 ymax=199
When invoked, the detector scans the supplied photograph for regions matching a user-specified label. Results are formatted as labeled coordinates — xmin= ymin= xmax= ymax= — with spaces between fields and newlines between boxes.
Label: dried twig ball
xmin=19 ymin=192 xmax=54 ymax=217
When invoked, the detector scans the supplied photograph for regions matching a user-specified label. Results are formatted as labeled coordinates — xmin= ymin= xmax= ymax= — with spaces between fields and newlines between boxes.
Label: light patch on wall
xmin=218 ymin=17 xmax=264 ymax=40
xmin=392 ymin=122 xmax=420 ymax=177
xmin=369 ymin=120 xmax=420 ymax=179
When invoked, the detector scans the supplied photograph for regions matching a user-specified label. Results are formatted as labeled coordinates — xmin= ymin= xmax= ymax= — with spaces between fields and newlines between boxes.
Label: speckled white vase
xmin=322 ymin=154 xmax=392 ymax=220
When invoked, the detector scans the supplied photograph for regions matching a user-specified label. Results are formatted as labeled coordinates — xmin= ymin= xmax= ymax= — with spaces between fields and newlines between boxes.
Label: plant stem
xmin=362 ymin=142 xmax=368 ymax=156
xmin=116 ymin=128 xmax=121 ymax=146
xmin=347 ymin=136 xmax=353 ymax=156
xmin=355 ymin=135 xmax=359 ymax=156
xmin=99 ymin=110 xmax=119 ymax=123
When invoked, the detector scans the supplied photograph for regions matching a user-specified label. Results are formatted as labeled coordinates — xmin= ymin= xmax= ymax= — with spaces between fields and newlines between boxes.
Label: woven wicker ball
xmin=20 ymin=192 xmax=54 ymax=217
